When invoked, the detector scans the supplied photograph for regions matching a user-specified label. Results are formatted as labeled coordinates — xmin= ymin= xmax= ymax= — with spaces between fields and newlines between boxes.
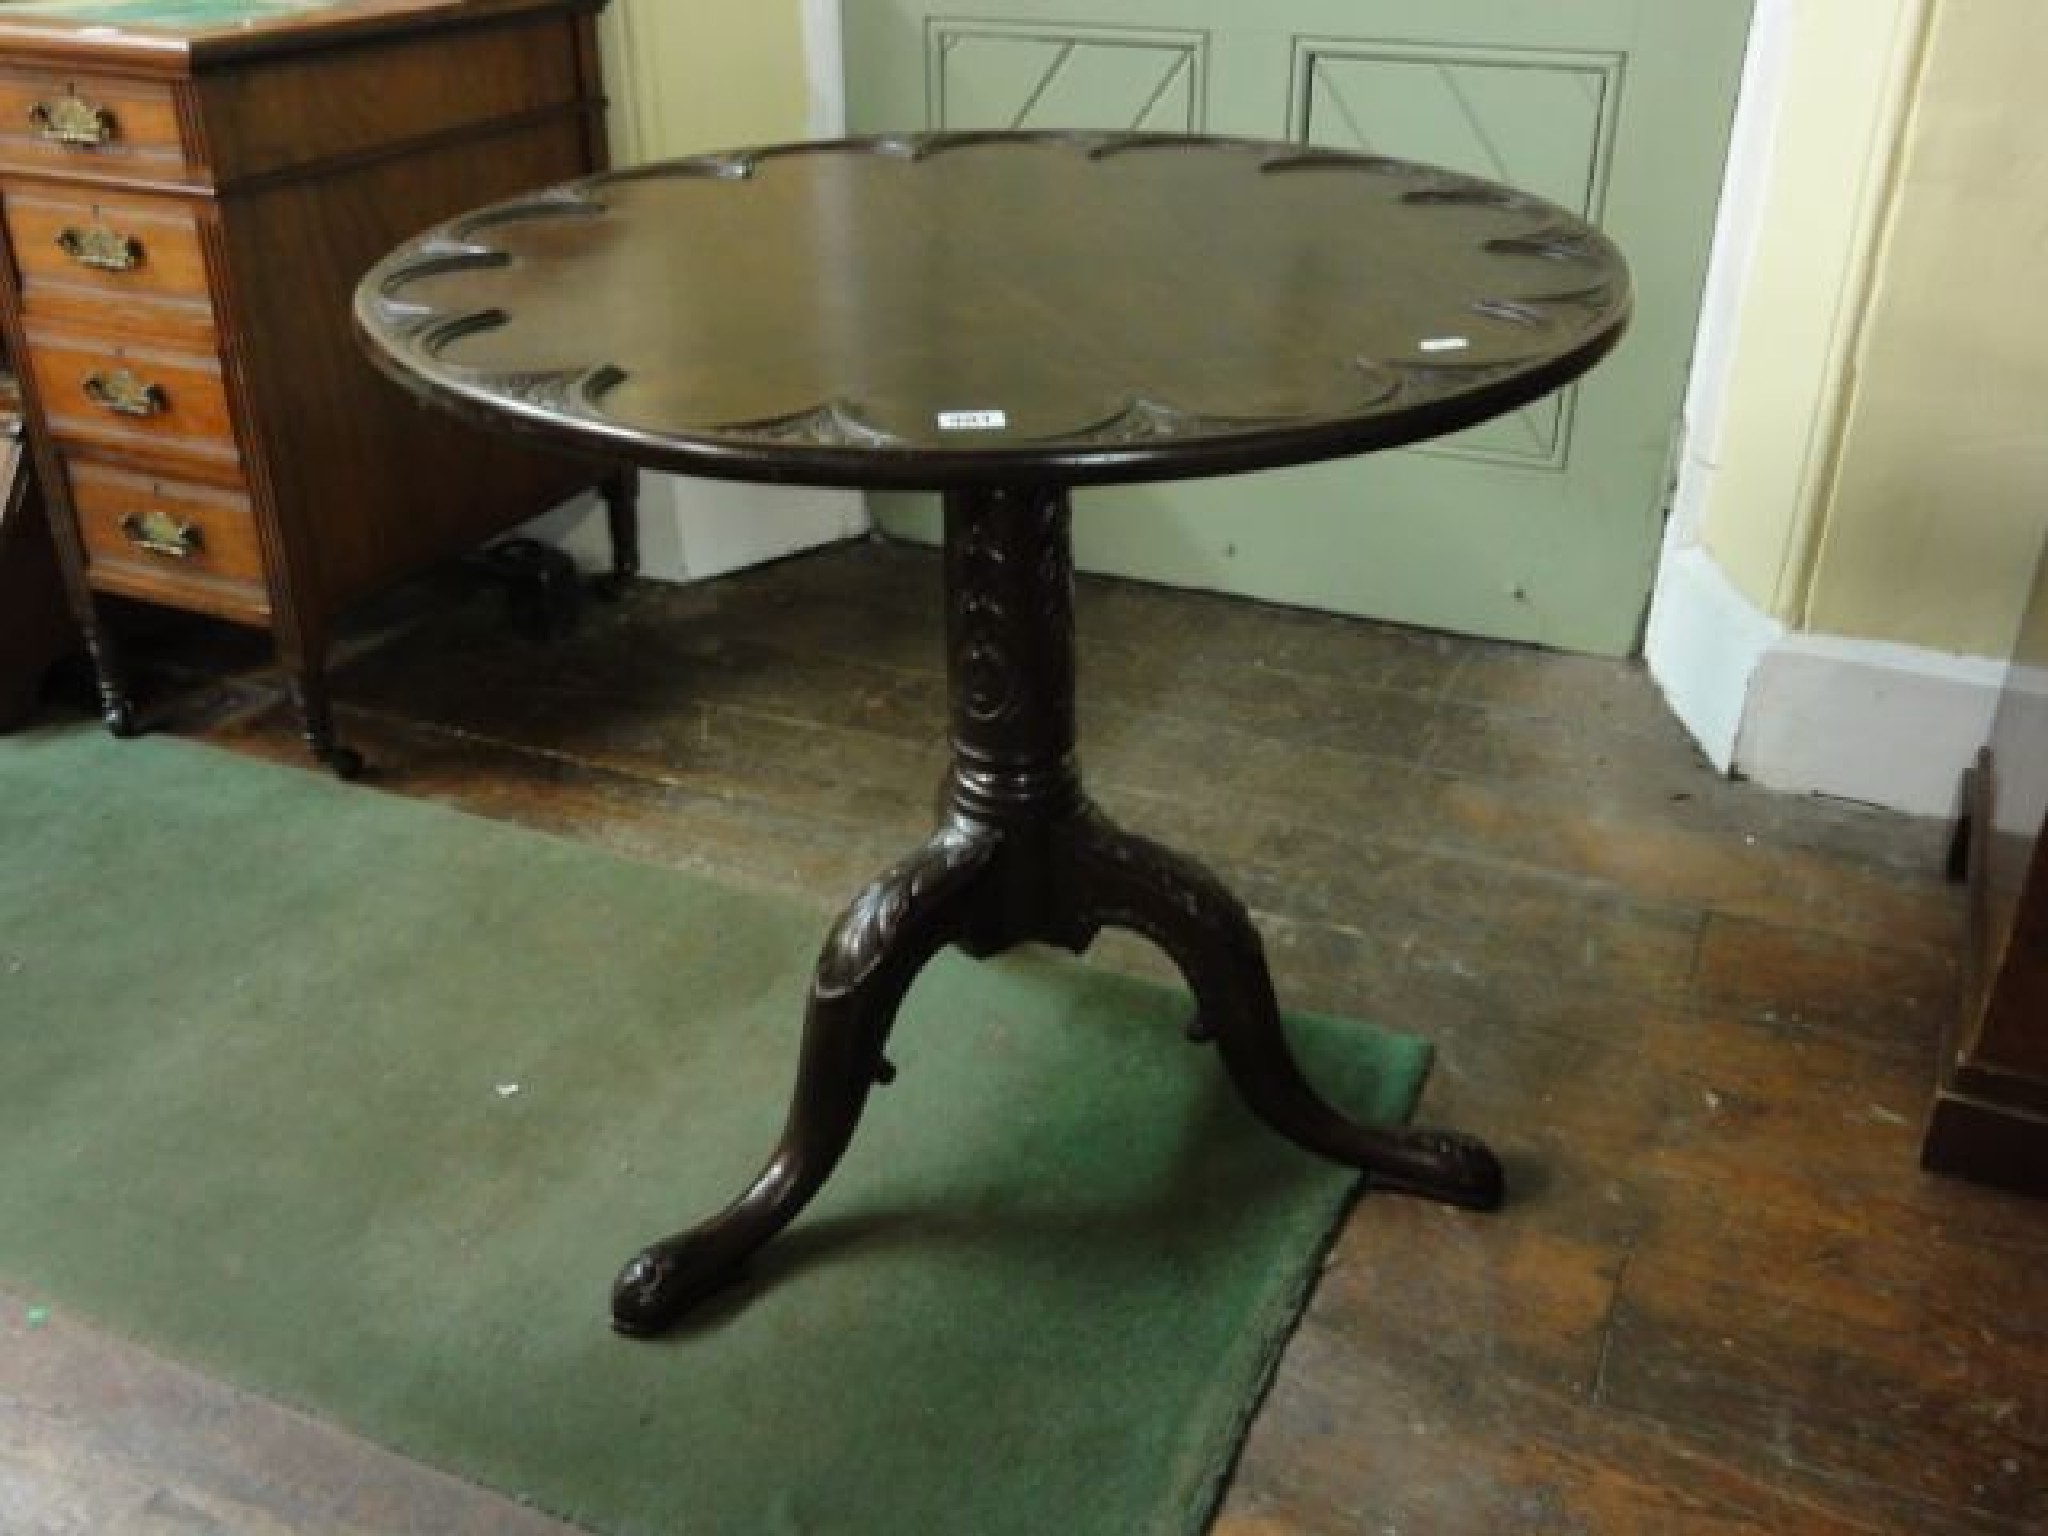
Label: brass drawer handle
xmin=56 ymin=224 xmax=143 ymax=272
xmin=83 ymin=368 xmax=167 ymax=418
xmin=28 ymin=94 xmax=116 ymax=148
xmin=117 ymin=509 xmax=202 ymax=560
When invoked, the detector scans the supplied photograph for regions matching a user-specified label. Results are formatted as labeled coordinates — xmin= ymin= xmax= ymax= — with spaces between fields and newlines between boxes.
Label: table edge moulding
xmin=354 ymin=130 xmax=1635 ymax=1336
xmin=0 ymin=0 xmax=632 ymax=777
xmin=356 ymin=131 xmax=1630 ymax=491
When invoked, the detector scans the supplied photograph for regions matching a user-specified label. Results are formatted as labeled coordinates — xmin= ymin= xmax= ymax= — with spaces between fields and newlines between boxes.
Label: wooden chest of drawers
xmin=0 ymin=0 xmax=626 ymax=774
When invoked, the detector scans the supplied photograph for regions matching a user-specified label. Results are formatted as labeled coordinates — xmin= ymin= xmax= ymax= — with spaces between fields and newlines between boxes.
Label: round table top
xmin=354 ymin=132 xmax=1632 ymax=491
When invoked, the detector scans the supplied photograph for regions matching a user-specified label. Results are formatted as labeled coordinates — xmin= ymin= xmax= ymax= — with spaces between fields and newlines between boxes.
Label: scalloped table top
xmin=354 ymin=132 xmax=1632 ymax=491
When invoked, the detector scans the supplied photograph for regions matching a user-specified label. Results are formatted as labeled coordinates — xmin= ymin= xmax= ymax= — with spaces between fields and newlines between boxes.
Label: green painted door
xmin=843 ymin=0 xmax=1754 ymax=655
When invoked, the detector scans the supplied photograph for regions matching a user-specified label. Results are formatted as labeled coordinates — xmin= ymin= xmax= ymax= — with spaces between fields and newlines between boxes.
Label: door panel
xmin=1300 ymin=42 xmax=1623 ymax=468
xmin=845 ymin=0 xmax=1755 ymax=654
xmin=930 ymin=21 xmax=1206 ymax=132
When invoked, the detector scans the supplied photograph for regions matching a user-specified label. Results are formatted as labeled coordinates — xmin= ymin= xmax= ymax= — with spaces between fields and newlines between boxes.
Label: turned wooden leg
xmin=610 ymin=820 xmax=999 ymax=1336
xmin=1065 ymin=808 xmax=1505 ymax=1211
xmin=279 ymin=620 xmax=363 ymax=780
xmin=596 ymin=465 xmax=640 ymax=600
xmin=81 ymin=618 xmax=139 ymax=739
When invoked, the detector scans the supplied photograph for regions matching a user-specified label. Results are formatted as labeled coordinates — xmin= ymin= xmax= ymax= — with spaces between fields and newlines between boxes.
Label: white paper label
xmin=937 ymin=409 xmax=1008 ymax=432
xmin=1419 ymin=336 xmax=1471 ymax=354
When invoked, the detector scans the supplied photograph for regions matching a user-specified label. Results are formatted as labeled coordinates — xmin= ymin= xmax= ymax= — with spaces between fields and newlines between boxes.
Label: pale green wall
xmin=1800 ymin=0 xmax=2048 ymax=656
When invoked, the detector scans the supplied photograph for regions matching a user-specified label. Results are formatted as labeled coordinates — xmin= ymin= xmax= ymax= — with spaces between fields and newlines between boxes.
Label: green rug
xmin=0 ymin=726 xmax=1429 ymax=1536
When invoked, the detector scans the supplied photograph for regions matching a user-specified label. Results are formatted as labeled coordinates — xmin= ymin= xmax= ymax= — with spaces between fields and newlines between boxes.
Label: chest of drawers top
xmin=0 ymin=0 xmax=602 ymax=193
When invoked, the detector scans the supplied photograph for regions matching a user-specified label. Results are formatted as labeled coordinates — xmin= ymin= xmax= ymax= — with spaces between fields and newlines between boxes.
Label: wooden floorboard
xmin=3 ymin=537 xmax=2039 ymax=1534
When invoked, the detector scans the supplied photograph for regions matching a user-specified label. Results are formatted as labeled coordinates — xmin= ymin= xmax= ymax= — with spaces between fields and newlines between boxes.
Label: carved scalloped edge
xmin=710 ymin=398 xmax=910 ymax=449
xmin=356 ymin=133 xmax=1626 ymax=452
xmin=585 ymin=151 xmax=760 ymax=190
xmin=364 ymin=248 xmax=509 ymax=334
xmin=1066 ymin=396 xmax=1253 ymax=445
xmin=1484 ymin=223 xmax=1613 ymax=266
xmin=1260 ymin=147 xmax=1433 ymax=178
xmin=446 ymin=182 xmax=609 ymax=243
xmin=447 ymin=362 xmax=628 ymax=425
xmin=364 ymin=188 xmax=611 ymax=349
xmin=696 ymin=357 xmax=1426 ymax=451
xmin=1471 ymin=297 xmax=1553 ymax=331
xmin=1382 ymin=356 xmax=1527 ymax=406
xmin=399 ymin=303 xmax=624 ymax=423
xmin=1400 ymin=180 xmax=1537 ymax=213
xmin=1480 ymin=281 xmax=1626 ymax=331
xmin=1067 ymin=365 xmax=1406 ymax=446
xmin=574 ymin=133 xmax=1082 ymax=188
xmin=1259 ymin=150 xmax=1548 ymax=217
xmin=411 ymin=306 xmax=511 ymax=356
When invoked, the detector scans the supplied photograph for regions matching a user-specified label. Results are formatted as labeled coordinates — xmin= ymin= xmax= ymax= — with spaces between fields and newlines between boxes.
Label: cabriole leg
xmin=597 ymin=466 xmax=640 ymax=599
xmin=1066 ymin=808 xmax=1504 ymax=1211
xmin=611 ymin=821 xmax=998 ymax=1336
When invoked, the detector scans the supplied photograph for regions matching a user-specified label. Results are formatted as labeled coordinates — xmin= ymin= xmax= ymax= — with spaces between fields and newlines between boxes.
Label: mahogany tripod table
xmin=354 ymin=132 xmax=1632 ymax=1338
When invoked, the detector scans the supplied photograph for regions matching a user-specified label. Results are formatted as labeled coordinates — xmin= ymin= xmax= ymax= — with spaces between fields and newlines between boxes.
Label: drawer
xmin=2 ymin=183 xmax=214 ymax=341
xmin=67 ymin=455 xmax=264 ymax=595
xmin=25 ymin=326 xmax=237 ymax=465
xmin=0 ymin=70 xmax=190 ymax=182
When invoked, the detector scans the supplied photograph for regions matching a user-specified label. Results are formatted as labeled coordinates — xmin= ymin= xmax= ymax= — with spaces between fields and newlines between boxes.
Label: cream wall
xmin=1682 ymin=0 xmax=2045 ymax=659
xmin=1673 ymin=0 xmax=1930 ymax=614
xmin=599 ymin=0 xmax=815 ymax=161
xmin=1800 ymin=0 xmax=2048 ymax=656
xmin=1650 ymin=0 xmax=2048 ymax=813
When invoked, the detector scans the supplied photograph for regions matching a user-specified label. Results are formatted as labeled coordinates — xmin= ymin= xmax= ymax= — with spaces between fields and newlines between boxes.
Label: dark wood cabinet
xmin=0 ymin=370 xmax=75 ymax=729
xmin=1926 ymin=533 xmax=2048 ymax=1193
xmin=0 ymin=0 xmax=626 ymax=774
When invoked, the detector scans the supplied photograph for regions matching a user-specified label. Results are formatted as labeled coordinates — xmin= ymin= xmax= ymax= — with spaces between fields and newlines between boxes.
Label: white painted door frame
xmin=1644 ymin=0 xmax=1998 ymax=817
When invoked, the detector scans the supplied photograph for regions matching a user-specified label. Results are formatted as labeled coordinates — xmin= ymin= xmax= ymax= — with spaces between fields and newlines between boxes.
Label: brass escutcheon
xmin=117 ymin=509 xmax=201 ymax=560
xmin=56 ymin=223 xmax=143 ymax=272
xmin=82 ymin=368 xmax=167 ymax=418
xmin=28 ymin=94 xmax=116 ymax=148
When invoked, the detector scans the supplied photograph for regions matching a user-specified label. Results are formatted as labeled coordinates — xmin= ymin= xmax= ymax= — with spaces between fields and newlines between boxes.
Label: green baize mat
xmin=0 ymin=727 xmax=1428 ymax=1535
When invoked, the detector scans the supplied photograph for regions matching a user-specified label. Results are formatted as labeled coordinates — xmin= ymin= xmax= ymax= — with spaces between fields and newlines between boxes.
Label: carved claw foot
xmin=612 ymin=823 xmax=997 ymax=1337
xmin=101 ymin=693 xmax=139 ymax=738
xmin=1068 ymin=808 xmax=1504 ymax=1215
xmin=286 ymin=676 xmax=364 ymax=780
xmin=314 ymin=742 xmax=366 ymax=780
xmin=1363 ymin=1126 xmax=1505 ymax=1211
xmin=611 ymin=1236 xmax=748 ymax=1337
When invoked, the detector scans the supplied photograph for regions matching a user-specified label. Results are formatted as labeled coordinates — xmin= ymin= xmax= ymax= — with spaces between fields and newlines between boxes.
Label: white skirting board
xmin=516 ymin=475 xmax=867 ymax=585
xmin=1647 ymin=542 xmax=2004 ymax=818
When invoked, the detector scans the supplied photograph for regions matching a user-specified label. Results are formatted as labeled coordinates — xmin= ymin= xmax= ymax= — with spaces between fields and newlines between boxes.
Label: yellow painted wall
xmin=1691 ymin=0 xmax=1929 ymax=615
xmin=599 ymin=0 xmax=813 ymax=163
xmin=1800 ymin=0 xmax=2048 ymax=656
xmin=1698 ymin=0 xmax=2047 ymax=661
